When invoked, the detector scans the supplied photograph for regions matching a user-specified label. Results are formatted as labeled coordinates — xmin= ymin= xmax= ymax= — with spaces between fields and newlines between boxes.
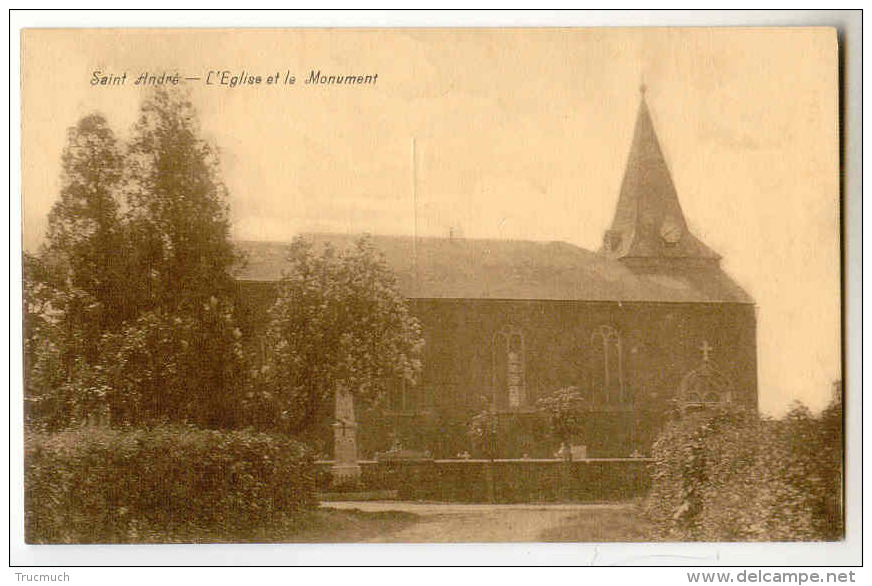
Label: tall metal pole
xmin=411 ymin=137 xmax=419 ymax=286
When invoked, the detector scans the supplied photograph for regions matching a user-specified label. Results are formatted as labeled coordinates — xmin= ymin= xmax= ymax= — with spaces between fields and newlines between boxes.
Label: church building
xmin=234 ymin=92 xmax=758 ymax=459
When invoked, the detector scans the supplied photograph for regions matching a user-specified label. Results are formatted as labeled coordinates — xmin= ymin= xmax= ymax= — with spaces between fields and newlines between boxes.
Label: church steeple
xmin=601 ymin=88 xmax=720 ymax=267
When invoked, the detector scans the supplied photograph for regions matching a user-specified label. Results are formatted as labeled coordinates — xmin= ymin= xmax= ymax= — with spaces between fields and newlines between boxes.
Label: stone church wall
xmin=234 ymin=281 xmax=757 ymax=459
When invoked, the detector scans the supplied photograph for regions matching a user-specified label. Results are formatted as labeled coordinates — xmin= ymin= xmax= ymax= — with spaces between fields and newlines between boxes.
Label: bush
xmin=645 ymin=402 xmax=843 ymax=541
xmin=25 ymin=425 xmax=315 ymax=543
xmin=98 ymin=301 xmax=246 ymax=428
xmin=536 ymin=386 xmax=589 ymax=458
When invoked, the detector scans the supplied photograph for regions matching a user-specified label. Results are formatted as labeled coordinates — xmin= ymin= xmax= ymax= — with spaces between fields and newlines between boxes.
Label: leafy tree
xmin=256 ymin=235 xmax=424 ymax=435
xmin=45 ymin=114 xmax=124 ymax=300
xmin=818 ymin=385 xmax=844 ymax=538
xmin=23 ymin=252 xmax=71 ymax=429
xmin=645 ymin=406 xmax=759 ymax=540
xmin=99 ymin=87 xmax=246 ymax=428
xmin=23 ymin=252 xmax=116 ymax=430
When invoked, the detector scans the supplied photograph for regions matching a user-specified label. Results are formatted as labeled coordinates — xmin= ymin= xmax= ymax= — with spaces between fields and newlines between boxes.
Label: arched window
xmin=679 ymin=362 xmax=732 ymax=408
xmin=493 ymin=328 xmax=525 ymax=409
xmin=590 ymin=325 xmax=625 ymax=404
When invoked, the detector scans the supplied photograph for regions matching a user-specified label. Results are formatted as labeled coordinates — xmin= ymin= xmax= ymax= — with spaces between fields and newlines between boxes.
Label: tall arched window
xmin=590 ymin=325 xmax=624 ymax=404
xmin=493 ymin=328 xmax=525 ymax=409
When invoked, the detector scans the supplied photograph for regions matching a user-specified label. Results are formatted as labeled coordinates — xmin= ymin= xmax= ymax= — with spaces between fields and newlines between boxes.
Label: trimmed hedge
xmin=25 ymin=425 xmax=315 ymax=543
xmin=314 ymin=458 xmax=650 ymax=503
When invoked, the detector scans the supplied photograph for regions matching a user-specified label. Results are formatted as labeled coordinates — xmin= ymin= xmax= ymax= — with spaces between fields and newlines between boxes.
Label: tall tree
xmin=103 ymin=87 xmax=245 ymax=427
xmin=257 ymin=236 xmax=424 ymax=435
xmin=26 ymin=92 xmax=247 ymax=430
xmin=43 ymin=113 xmax=125 ymax=357
xmin=124 ymin=87 xmax=238 ymax=314
xmin=25 ymin=114 xmax=124 ymax=428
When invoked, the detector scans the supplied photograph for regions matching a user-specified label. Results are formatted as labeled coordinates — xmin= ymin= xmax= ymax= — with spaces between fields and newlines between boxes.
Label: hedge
xmin=644 ymin=404 xmax=843 ymax=541
xmin=24 ymin=425 xmax=315 ymax=543
xmin=315 ymin=458 xmax=650 ymax=503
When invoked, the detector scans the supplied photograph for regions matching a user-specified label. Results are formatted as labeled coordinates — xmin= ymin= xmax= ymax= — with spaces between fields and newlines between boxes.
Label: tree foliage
xmin=98 ymin=300 xmax=244 ymax=427
xmin=255 ymin=235 xmax=424 ymax=434
xmin=467 ymin=402 xmax=499 ymax=459
xmin=537 ymin=386 xmax=590 ymax=458
xmin=125 ymin=88 xmax=238 ymax=314
xmin=24 ymin=114 xmax=126 ymax=429
xmin=45 ymin=113 xmax=124 ymax=316
xmin=42 ymin=113 xmax=126 ymax=359
xmin=645 ymin=396 xmax=844 ymax=541
xmin=24 ymin=89 xmax=245 ymax=430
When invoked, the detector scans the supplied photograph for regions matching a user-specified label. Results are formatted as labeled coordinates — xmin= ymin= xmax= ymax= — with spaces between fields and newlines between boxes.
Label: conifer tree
xmin=43 ymin=113 xmax=125 ymax=357
xmin=104 ymin=87 xmax=244 ymax=427
xmin=24 ymin=114 xmax=124 ymax=428
xmin=124 ymin=87 xmax=238 ymax=314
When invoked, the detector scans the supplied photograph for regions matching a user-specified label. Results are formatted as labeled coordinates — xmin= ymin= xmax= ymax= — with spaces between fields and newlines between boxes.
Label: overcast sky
xmin=21 ymin=28 xmax=840 ymax=415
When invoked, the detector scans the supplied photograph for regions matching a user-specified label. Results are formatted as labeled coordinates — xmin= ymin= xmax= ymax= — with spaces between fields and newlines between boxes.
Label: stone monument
xmin=331 ymin=385 xmax=361 ymax=485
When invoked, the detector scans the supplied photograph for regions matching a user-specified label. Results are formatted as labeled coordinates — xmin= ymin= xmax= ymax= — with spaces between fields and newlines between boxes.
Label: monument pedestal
xmin=331 ymin=388 xmax=361 ymax=486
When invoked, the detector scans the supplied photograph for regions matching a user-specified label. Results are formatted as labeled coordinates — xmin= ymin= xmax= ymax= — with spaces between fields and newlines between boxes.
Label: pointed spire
xmin=601 ymin=90 xmax=720 ymax=265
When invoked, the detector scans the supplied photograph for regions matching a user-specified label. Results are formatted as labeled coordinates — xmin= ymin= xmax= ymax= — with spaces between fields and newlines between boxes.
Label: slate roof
xmin=234 ymin=234 xmax=753 ymax=304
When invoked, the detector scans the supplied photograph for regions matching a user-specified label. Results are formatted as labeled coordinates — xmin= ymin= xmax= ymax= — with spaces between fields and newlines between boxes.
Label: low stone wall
xmin=315 ymin=458 xmax=651 ymax=503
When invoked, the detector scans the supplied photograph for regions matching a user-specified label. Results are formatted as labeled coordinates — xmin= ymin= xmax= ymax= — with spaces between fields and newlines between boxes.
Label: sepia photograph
xmin=14 ymin=20 xmax=851 ymax=566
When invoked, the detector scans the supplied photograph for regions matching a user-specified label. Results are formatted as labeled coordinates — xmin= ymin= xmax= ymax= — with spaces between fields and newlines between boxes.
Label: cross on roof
xmin=700 ymin=340 xmax=713 ymax=362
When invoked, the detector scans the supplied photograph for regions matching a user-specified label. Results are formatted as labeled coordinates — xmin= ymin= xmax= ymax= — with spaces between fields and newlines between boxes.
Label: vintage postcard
xmin=17 ymin=25 xmax=845 ymax=563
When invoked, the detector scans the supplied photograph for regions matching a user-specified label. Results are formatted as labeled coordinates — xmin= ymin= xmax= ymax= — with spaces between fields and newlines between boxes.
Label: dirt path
xmin=320 ymin=501 xmax=642 ymax=543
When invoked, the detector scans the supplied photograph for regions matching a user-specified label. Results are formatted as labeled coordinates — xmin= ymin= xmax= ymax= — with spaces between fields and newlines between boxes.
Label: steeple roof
xmin=602 ymin=92 xmax=720 ymax=263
